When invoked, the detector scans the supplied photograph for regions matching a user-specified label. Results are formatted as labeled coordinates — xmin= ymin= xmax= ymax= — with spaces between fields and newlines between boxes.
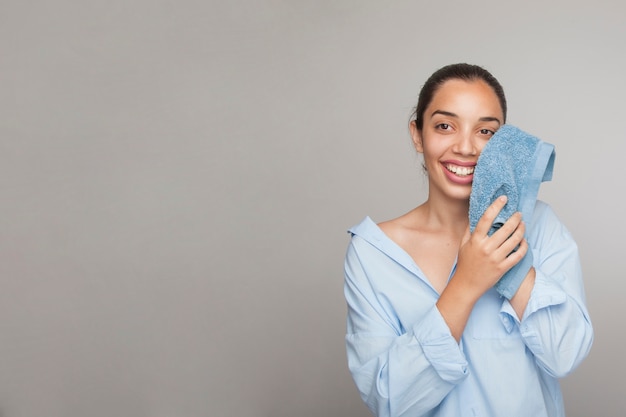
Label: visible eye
xmin=436 ymin=123 xmax=451 ymax=131
xmin=479 ymin=128 xmax=495 ymax=136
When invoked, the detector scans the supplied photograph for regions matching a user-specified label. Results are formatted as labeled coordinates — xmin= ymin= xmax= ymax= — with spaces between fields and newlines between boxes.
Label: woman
xmin=343 ymin=63 xmax=593 ymax=417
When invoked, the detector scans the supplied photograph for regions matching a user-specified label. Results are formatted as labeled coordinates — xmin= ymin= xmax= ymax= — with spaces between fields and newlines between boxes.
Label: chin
xmin=447 ymin=188 xmax=472 ymax=202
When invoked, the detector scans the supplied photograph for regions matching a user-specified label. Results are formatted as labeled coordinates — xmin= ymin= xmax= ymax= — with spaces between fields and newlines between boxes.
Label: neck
xmin=421 ymin=193 xmax=470 ymax=235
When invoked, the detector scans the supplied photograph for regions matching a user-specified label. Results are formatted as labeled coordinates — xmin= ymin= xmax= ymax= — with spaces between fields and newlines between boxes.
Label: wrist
xmin=445 ymin=273 xmax=484 ymax=305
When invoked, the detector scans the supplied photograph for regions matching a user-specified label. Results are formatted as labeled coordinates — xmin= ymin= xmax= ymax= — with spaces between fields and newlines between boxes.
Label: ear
xmin=409 ymin=120 xmax=424 ymax=153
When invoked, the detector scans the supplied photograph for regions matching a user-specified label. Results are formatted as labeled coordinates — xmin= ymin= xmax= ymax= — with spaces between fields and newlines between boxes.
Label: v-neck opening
xmin=349 ymin=216 xmax=456 ymax=295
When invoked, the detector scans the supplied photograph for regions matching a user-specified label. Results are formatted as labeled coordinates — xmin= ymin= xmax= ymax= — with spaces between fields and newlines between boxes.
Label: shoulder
xmin=347 ymin=216 xmax=379 ymax=239
xmin=531 ymin=200 xmax=566 ymax=230
xmin=529 ymin=200 xmax=577 ymax=248
xmin=377 ymin=218 xmax=404 ymax=244
xmin=345 ymin=215 xmax=412 ymax=266
xmin=376 ymin=209 xmax=423 ymax=247
xmin=348 ymin=210 xmax=416 ymax=243
xmin=346 ymin=217 xmax=387 ymax=256
xmin=532 ymin=200 xmax=554 ymax=218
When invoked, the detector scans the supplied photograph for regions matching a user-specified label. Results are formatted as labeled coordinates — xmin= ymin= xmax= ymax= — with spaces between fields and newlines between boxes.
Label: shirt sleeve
xmin=500 ymin=203 xmax=594 ymax=378
xmin=344 ymin=237 xmax=468 ymax=417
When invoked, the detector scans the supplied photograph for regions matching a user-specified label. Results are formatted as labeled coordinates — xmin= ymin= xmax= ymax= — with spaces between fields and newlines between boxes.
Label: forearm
xmin=436 ymin=276 xmax=482 ymax=342
xmin=509 ymin=266 xmax=536 ymax=320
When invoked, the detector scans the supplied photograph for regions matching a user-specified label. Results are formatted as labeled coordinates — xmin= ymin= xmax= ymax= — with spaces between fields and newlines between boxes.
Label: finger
xmin=496 ymin=220 xmax=526 ymax=258
xmin=474 ymin=195 xmax=508 ymax=237
xmin=501 ymin=236 xmax=529 ymax=269
xmin=491 ymin=212 xmax=523 ymax=243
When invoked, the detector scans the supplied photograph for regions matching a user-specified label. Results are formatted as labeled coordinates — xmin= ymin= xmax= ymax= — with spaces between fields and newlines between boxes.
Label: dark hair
xmin=412 ymin=63 xmax=507 ymax=130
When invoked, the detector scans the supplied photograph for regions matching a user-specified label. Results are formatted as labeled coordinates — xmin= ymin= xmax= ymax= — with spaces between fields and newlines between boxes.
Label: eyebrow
xmin=431 ymin=110 xmax=502 ymax=124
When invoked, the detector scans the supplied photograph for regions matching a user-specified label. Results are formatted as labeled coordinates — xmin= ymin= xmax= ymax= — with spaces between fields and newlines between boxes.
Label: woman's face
xmin=411 ymin=78 xmax=504 ymax=202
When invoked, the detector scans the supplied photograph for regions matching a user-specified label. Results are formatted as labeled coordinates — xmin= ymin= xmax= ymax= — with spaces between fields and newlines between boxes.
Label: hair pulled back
xmin=412 ymin=63 xmax=507 ymax=130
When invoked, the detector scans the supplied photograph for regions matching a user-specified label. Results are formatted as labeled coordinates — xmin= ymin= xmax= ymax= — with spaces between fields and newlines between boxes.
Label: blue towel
xmin=468 ymin=124 xmax=555 ymax=299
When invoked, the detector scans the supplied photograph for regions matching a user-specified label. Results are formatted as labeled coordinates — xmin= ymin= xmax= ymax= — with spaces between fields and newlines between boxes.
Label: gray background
xmin=1 ymin=1 xmax=622 ymax=416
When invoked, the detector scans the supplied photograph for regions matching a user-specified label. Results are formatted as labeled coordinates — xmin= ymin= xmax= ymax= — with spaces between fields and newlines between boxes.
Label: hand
xmin=454 ymin=196 xmax=529 ymax=298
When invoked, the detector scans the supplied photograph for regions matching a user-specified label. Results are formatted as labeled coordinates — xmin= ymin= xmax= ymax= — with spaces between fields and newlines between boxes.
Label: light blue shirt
xmin=344 ymin=201 xmax=593 ymax=417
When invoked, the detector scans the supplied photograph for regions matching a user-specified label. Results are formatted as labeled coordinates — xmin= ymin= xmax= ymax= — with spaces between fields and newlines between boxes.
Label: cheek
xmin=476 ymin=140 xmax=490 ymax=155
xmin=421 ymin=138 xmax=447 ymax=158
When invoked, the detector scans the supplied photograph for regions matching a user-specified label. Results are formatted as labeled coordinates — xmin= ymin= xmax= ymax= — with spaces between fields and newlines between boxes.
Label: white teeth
xmin=446 ymin=164 xmax=474 ymax=176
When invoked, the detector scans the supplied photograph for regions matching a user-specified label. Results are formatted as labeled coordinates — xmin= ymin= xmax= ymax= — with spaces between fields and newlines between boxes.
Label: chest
xmin=401 ymin=235 xmax=459 ymax=294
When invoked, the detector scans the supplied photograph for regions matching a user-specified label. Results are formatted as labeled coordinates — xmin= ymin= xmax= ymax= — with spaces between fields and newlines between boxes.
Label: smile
xmin=445 ymin=164 xmax=475 ymax=176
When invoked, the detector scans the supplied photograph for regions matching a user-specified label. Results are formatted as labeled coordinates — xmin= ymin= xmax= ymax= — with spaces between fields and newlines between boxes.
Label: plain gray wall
xmin=1 ymin=1 xmax=623 ymax=416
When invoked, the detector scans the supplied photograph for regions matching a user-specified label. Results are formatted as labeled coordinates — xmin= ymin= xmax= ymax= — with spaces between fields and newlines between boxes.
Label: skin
xmin=378 ymin=79 xmax=535 ymax=342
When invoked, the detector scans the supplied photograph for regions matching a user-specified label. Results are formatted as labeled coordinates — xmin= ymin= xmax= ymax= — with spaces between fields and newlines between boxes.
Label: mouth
xmin=444 ymin=163 xmax=475 ymax=177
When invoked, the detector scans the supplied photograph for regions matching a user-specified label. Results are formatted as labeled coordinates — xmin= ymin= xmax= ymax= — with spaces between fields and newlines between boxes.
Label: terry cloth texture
xmin=469 ymin=124 xmax=556 ymax=299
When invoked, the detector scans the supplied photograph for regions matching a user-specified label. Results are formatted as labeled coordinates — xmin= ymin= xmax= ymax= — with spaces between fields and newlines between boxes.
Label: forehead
xmin=428 ymin=79 xmax=503 ymax=118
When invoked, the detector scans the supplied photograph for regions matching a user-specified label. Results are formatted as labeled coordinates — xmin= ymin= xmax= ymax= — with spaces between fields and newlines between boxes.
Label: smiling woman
xmin=342 ymin=63 xmax=593 ymax=417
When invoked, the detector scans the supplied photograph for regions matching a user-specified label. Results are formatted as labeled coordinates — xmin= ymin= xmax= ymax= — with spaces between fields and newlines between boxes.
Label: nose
xmin=452 ymin=132 xmax=478 ymax=156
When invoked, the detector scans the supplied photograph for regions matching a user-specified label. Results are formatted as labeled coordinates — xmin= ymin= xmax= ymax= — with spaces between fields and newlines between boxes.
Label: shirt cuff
xmin=500 ymin=268 xmax=568 ymax=327
xmin=412 ymin=305 xmax=469 ymax=384
xmin=524 ymin=268 xmax=568 ymax=317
